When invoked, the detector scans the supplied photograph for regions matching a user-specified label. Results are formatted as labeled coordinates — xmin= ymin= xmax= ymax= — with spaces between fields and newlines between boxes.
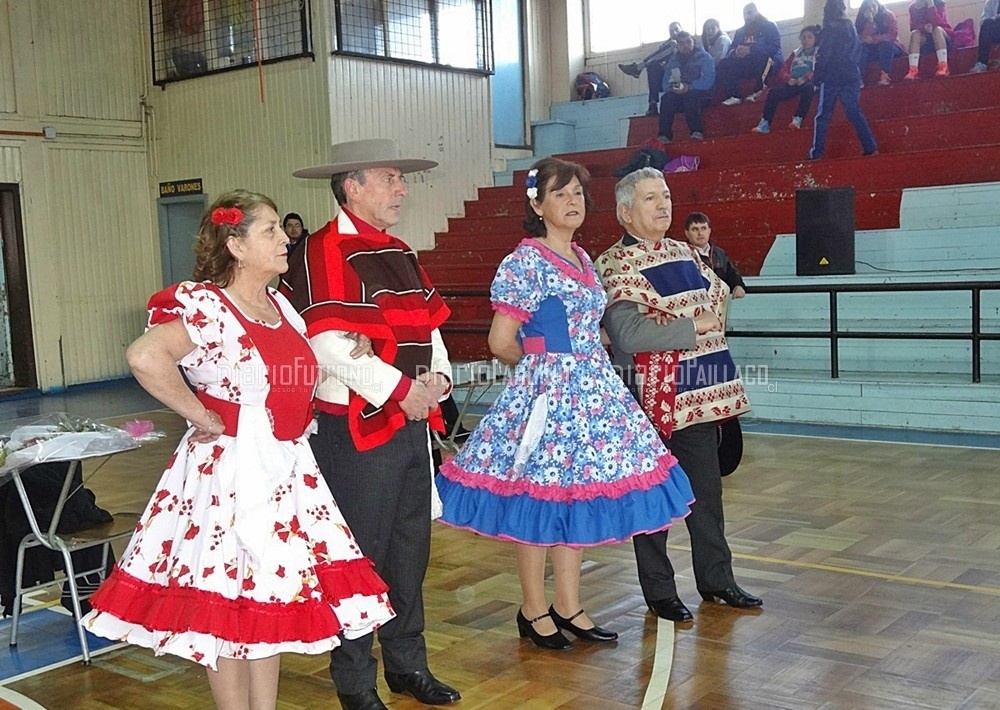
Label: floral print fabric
xmin=437 ymin=241 xmax=694 ymax=547
xmin=83 ymin=283 xmax=394 ymax=669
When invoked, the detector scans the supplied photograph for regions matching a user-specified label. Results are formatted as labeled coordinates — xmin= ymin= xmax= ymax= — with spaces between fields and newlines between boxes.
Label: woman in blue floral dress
xmin=436 ymin=158 xmax=694 ymax=651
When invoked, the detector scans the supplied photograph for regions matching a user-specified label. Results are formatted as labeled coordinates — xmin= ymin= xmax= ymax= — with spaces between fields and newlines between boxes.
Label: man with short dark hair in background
xmin=657 ymin=31 xmax=715 ymax=143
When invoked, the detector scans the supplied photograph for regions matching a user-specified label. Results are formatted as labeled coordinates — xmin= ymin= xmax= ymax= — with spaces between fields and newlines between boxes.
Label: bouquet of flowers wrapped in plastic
xmin=0 ymin=412 xmax=163 ymax=475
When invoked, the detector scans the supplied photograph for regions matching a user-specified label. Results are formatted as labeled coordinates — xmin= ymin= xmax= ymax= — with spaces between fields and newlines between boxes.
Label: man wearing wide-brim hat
xmin=280 ymin=139 xmax=459 ymax=710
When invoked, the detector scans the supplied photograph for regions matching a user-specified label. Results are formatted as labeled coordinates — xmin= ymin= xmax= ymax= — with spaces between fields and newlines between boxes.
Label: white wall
xmin=324 ymin=56 xmax=493 ymax=250
xmin=151 ymin=0 xmax=494 ymax=253
xmin=0 ymin=0 xmax=509 ymax=390
xmin=0 ymin=0 xmax=156 ymax=390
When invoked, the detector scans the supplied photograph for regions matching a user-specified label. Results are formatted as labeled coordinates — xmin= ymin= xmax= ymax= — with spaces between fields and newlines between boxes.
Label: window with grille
xmin=586 ymin=0 xmax=804 ymax=54
xmin=333 ymin=0 xmax=493 ymax=74
xmin=150 ymin=0 xmax=312 ymax=86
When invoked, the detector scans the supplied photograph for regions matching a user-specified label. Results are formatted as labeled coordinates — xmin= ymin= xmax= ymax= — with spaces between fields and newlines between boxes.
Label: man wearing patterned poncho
xmin=280 ymin=139 xmax=460 ymax=710
xmin=596 ymin=167 xmax=762 ymax=624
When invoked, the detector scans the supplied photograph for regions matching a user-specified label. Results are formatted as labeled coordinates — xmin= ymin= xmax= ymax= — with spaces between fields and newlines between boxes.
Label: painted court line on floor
xmin=666 ymin=543 xmax=1000 ymax=596
xmin=0 ymin=686 xmax=49 ymax=710
xmin=641 ymin=618 xmax=676 ymax=710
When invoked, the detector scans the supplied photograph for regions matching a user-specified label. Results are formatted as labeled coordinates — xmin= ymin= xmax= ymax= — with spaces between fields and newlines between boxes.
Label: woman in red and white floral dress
xmin=83 ymin=190 xmax=393 ymax=710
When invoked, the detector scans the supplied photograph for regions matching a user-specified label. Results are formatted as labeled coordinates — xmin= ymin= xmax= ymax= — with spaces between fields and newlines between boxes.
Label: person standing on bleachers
xmin=657 ymin=32 xmax=715 ymax=143
xmin=717 ymin=3 xmax=783 ymax=105
xmin=809 ymin=0 xmax=879 ymax=160
xmin=619 ymin=21 xmax=685 ymax=117
xmin=904 ymin=0 xmax=955 ymax=79
xmin=972 ymin=0 xmax=1000 ymax=73
xmin=856 ymin=0 xmax=905 ymax=86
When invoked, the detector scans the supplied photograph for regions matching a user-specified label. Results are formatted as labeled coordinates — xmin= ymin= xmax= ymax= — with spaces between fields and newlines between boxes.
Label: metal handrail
xmin=441 ymin=281 xmax=1000 ymax=383
xmin=724 ymin=281 xmax=1000 ymax=383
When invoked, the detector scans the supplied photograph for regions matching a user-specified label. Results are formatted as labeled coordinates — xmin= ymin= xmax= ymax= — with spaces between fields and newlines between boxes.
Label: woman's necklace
xmin=225 ymin=286 xmax=277 ymax=322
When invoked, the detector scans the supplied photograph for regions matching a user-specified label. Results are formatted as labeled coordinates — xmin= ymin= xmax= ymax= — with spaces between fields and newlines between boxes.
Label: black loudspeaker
xmin=795 ymin=187 xmax=856 ymax=276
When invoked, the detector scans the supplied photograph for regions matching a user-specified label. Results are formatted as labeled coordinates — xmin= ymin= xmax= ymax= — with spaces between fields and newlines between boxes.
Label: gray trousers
xmin=312 ymin=414 xmax=432 ymax=695
xmin=632 ymin=420 xmax=736 ymax=601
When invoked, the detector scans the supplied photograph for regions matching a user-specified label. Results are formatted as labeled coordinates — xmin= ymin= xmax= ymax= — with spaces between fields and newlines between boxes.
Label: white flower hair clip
xmin=525 ymin=169 xmax=539 ymax=200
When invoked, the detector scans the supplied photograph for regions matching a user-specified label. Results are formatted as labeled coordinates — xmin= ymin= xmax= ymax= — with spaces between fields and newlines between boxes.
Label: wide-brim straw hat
xmin=293 ymin=138 xmax=438 ymax=179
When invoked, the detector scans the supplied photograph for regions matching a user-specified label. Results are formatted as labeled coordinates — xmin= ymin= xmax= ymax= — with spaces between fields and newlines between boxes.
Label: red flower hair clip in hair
xmin=211 ymin=207 xmax=243 ymax=226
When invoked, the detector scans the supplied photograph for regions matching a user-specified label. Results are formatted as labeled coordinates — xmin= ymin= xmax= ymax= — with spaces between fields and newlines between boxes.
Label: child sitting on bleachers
xmin=752 ymin=25 xmax=820 ymax=134
xmin=905 ymin=0 xmax=954 ymax=79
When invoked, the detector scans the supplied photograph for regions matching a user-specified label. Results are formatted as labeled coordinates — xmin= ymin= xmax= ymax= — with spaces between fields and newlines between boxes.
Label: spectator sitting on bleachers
xmin=752 ymin=24 xmax=820 ymax=134
xmin=701 ymin=18 xmax=732 ymax=65
xmin=619 ymin=21 xmax=684 ymax=117
xmin=717 ymin=3 xmax=783 ymax=105
xmin=657 ymin=31 xmax=715 ymax=143
xmin=856 ymin=0 xmax=905 ymax=85
xmin=905 ymin=0 xmax=955 ymax=79
xmin=972 ymin=0 xmax=1000 ymax=72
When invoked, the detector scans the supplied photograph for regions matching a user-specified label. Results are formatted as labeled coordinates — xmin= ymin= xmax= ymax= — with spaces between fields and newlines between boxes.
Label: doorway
xmin=0 ymin=183 xmax=36 ymax=390
xmin=491 ymin=0 xmax=527 ymax=148
xmin=157 ymin=195 xmax=207 ymax=285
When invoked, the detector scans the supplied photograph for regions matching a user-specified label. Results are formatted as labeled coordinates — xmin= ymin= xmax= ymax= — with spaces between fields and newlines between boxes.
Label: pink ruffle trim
xmin=89 ymin=558 xmax=388 ymax=644
xmin=519 ymin=238 xmax=598 ymax=287
xmin=492 ymin=301 xmax=532 ymax=323
xmin=436 ymin=519 xmax=686 ymax=549
xmin=438 ymin=451 xmax=681 ymax=502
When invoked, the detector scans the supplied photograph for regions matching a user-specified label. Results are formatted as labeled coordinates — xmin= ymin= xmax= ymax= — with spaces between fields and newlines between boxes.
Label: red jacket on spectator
xmin=859 ymin=7 xmax=905 ymax=50
xmin=776 ymin=47 xmax=815 ymax=84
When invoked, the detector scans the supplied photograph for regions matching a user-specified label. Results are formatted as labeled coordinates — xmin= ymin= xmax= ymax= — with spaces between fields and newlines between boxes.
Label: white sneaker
xmin=789 ymin=116 xmax=803 ymax=129
xmin=971 ymin=62 xmax=988 ymax=73
xmin=721 ymin=96 xmax=742 ymax=106
xmin=745 ymin=90 xmax=763 ymax=103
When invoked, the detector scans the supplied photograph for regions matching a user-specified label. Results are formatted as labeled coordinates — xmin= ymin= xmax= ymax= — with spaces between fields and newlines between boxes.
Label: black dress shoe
xmin=549 ymin=605 xmax=618 ymax=642
xmin=384 ymin=668 xmax=461 ymax=705
xmin=516 ymin=609 xmax=573 ymax=650
xmin=698 ymin=585 xmax=762 ymax=609
xmin=618 ymin=62 xmax=642 ymax=78
xmin=336 ymin=689 xmax=389 ymax=710
xmin=647 ymin=597 xmax=693 ymax=622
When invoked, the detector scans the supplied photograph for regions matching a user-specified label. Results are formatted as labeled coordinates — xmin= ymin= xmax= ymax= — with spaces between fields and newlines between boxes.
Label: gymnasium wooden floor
xmin=4 ymin=410 xmax=999 ymax=709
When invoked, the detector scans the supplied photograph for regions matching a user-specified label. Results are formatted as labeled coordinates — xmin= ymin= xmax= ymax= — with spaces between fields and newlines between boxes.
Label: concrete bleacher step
xmin=425 ymin=191 xmax=903 ymax=280
xmin=440 ymin=189 xmax=900 ymax=239
xmin=743 ymin=378 xmax=1000 ymax=434
xmin=440 ymin=188 xmax=903 ymax=237
xmin=548 ymin=106 xmax=999 ymax=177
xmin=438 ymin=180 xmax=1000 ymax=365
xmin=486 ymin=136 xmax=1000 ymax=214
xmin=433 ymin=143 xmax=1000 ymax=282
